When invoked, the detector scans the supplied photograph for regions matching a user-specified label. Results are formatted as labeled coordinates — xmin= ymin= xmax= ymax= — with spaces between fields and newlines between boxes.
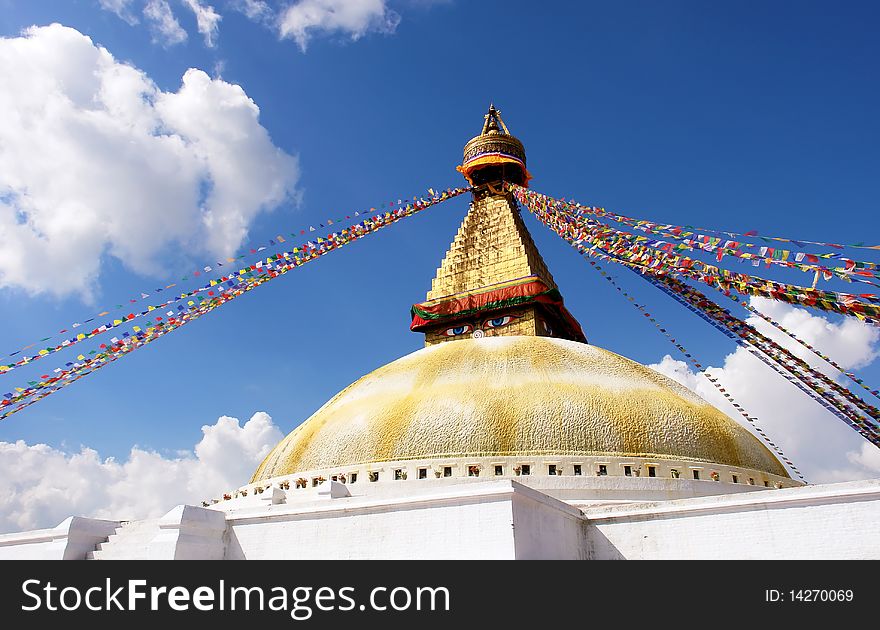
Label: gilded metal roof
xmin=252 ymin=336 xmax=788 ymax=481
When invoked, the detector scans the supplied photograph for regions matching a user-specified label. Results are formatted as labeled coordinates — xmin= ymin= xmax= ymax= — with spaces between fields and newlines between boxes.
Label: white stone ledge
xmin=225 ymin=479 xmax=582 ymax=525
xmin=0 ymin=526 xmax=65 ymax=547
xmin=581 ymin=478 xmax=880 ymax=522
xmin=0 ymin=516 xmax=120 ymax=560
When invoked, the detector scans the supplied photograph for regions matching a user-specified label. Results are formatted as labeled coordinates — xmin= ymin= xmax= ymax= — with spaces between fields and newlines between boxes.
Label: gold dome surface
xmin=252 ymin=337 xmax=788 ymax=482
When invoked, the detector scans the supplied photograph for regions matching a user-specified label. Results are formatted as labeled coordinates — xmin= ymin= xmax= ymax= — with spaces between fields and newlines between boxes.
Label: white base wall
xmin=1 ymin=479 xmax=878 ymax=559
xmin=581 ymin=479 xmax=880 ymax=559
xmin=225 ymin=481 xmax=584 ymax=560
xmin=510 ymin=487 xmax=587 ymax=559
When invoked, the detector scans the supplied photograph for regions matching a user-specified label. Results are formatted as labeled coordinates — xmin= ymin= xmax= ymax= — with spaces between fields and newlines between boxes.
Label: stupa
xmin=4 ymin=106 xmax=876 ymax=561
xmin=250 ymin=105 xmax=792 ymax=493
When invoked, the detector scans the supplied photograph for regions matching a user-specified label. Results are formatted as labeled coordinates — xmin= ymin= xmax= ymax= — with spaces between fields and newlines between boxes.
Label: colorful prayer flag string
xmin=552 ymin=203 xmax=880 ymax=287
xmin=544 ymin=190 xmax=880 ymax=258
xmin=509 ymin=184 xmax=880 ymax=322
xmin=0 ymin=187 xmax=470 ymax=419
xmin=0 ymin=186 xmax=465 ymax=376
xmin=2 ymin=187 xmax=452 ymax=363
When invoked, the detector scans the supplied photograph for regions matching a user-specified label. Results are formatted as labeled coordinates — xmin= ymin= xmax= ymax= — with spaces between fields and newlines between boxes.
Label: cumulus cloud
xmin=846 ymin=442 xmax=880 ymax=475
xmin=279 ymin=0 xmax=402 ymax=52
xmin=0 ymin=411 xmax=282 ymax=533
xmin=143 ymin=0 xmax=188 ymax=46
xmin=0 ymin=24 xmax=299 ymax=299
xmin=182 ymin=0 xmax=222 ymax=48
xmin=648 ymin=298 xmax=880 ymax=484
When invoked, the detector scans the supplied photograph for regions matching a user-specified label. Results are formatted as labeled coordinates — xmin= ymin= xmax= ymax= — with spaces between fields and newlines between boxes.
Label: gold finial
xmin=481 ymin=103 xmax=511 ymax=136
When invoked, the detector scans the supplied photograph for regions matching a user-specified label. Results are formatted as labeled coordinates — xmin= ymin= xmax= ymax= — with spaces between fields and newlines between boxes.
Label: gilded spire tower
xmin=410 ymin=105 xmax=586 ymax=346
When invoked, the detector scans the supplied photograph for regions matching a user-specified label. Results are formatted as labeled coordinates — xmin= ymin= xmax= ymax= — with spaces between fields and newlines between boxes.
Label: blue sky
xmin=0 ymin=0 xmax=878 ymax=512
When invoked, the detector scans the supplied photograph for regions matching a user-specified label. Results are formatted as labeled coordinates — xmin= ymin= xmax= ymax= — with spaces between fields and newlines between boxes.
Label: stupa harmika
xmin=2 ymin=106 xmax=877 ymax=560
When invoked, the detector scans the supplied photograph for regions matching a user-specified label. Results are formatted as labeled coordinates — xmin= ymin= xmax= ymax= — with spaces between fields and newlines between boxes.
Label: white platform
xmin=1 ymin=478 xmax=877 ymax=559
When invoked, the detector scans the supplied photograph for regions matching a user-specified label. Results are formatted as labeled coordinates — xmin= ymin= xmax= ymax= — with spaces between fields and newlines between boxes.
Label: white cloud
xmin=279 ymin=0 xmax=402 ymax=52
xmin=0 ymin=24 xmax=299 ymax=299
xmin=182 ymin=0 xmax=222 ymax=48
xmin=0 ymin=411 xmax=282 ymax=533
xmin=232 ymin=0 xmax=274 ymax=22
xmin=746 ymin=296 xmax=880 ymax=371
xmin=846 ymin=442 xmax=880 ymax=474
xmin=99 ymin=0 xmax=140 ymax=25
xmin=102 ymin=1 xmax=434 ymax=51
xmin=143 ymin=0 xmax=188 ymax=46
xmin=648 ymin=298 xmax=880 ymax=484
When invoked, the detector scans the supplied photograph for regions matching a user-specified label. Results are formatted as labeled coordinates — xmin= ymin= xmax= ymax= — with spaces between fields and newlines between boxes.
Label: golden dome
xmin=252 ymin=336 xmax=788 ymax=481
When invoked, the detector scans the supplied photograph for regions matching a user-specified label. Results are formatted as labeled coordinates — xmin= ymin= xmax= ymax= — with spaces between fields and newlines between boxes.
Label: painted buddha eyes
xmin=442 ymin=315 xmax=516 ymax=337
xmin=484 ymin=316 xmax=513 ymax=329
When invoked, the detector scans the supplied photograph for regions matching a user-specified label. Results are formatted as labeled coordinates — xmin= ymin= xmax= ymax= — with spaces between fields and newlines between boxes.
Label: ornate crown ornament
xmin=457 ymin=104 xmax=531 ymax=187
